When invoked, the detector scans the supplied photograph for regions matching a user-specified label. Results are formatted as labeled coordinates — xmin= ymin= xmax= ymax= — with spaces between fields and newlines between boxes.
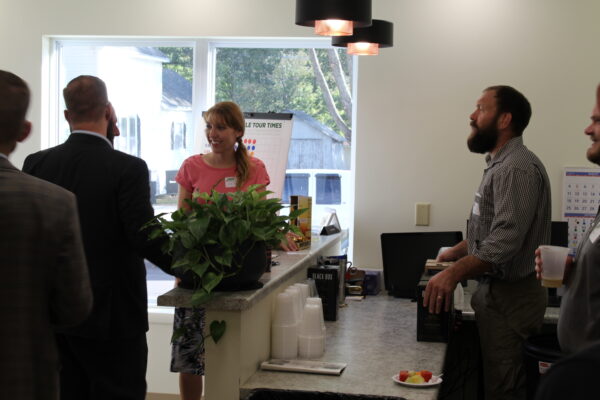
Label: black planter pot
xmin=176 ymin=241 xmax=268 ymax=292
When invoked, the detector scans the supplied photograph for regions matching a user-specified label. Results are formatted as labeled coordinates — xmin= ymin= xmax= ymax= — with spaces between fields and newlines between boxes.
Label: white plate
xmin=392 ymin=374 xmax=442 ymax=387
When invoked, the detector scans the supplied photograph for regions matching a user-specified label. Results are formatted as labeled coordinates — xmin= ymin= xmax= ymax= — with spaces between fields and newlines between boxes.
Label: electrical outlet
xmin=415 ymin=203 xmax=430 ymax=226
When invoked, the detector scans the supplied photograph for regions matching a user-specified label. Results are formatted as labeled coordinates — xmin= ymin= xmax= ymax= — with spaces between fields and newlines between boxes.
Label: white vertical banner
xmin=199 ymin=112 xmax=293 ymax=200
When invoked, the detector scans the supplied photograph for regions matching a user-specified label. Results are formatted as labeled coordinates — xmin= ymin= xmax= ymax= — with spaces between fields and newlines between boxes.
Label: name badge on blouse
xmin=589 ymin=224 xmax=600 ymax=243
xmin=225 ymin=177 xmax=237 ymax=188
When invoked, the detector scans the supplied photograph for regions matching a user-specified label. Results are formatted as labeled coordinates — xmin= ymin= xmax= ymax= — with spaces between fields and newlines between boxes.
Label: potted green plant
xmin=146 ymin=183 xmax=304 ymax=308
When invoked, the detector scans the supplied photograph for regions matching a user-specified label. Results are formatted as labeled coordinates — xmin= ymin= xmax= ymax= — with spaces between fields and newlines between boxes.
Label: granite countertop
xmin=157 ymin=234 xmax=341 ymax=311
xmin=241 ymin=295 xmax=446 ymax=400
xmin=453 ymin=280 xmax=560 ymax=323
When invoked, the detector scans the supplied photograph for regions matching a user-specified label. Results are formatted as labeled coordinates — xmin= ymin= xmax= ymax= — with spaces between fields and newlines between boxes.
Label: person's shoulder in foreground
xmin=535 ymin=340 xmax=600 ymax=400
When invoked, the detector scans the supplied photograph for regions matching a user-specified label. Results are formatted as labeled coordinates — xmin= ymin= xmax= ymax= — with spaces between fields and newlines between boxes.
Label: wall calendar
xmin=563 ymin=167 xmax=600 ymax=254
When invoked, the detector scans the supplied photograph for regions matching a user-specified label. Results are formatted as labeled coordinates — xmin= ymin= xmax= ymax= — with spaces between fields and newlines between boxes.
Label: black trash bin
xmin=523 ymin=333 xmax=563 ymax=400
xmin=243 ymin=389 xmax=406 ymax=400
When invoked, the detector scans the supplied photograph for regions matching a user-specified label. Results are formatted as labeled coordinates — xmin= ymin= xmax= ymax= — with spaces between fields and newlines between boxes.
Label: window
xmin=316 ymin=173 xmax=341 ymax=204
xmin=170 ymin=121 xmax=187 ymax=150
xmin=116 ymin=115 xmax=141 ymax=157
xmin=282 ymin=173 xmax=310 ymax=204
xmin=48 ymin=38 xmax=355 ymax=305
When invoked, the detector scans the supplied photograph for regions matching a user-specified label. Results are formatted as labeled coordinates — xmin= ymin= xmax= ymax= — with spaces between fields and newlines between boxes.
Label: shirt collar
xmin=72 ymin=130 xmax=113 ymax=148
xmin=0 ymin=152 xmax=8 ymax=160
xmin=485 ymin=136 xmax=523 ymax=167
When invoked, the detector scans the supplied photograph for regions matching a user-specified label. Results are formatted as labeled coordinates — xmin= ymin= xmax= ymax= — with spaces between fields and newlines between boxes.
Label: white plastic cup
xmin=272 ymin=292 xmax=299 ymax=359
xmin=298 ymin=303 xmax=325 ymax=359
xmin=273 ymin=292 xmax=297 ymax=326
xmin=271 ymin=324 xmax=298 ymax=359
xmin=306 ymin=297 xmax=322 ymax=306
xmin=299 ymin=304 xmax=324 ymax=337
xmin=285 ymin=286 xmax=304 ymax=323
xmin=305 ymin=298 xmax=326 ymax=333
xmin=306 ymin=278 xmax=318 ymax=297
xmin=298 ymin=335 xmax=325 ymax=359
xmin=539 ymin=245 xmax=570 ymax=288
xmin=294 ymin=283 xmax=310 ymax=306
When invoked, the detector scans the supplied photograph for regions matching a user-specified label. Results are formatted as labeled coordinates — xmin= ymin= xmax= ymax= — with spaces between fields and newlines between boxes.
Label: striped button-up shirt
xmin=467 ymin=136 xmax=551 ymax=282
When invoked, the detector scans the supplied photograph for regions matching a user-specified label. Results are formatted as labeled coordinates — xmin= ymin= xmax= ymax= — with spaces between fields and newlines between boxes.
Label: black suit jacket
xmin=23 ymin=133 xmax=172 ymax=340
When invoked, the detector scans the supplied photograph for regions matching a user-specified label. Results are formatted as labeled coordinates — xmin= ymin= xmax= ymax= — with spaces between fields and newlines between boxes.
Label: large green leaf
xmin=203 ymin=271 xmax=223 ymax=293
xmin=218 ymin=224 xmax=235 ymax=247
xmin=180 ymin=232 xmax=196 ymax=249
xmin=171 ymin=258 xmax=189 ymax=270
xmin=191 ymin=260 xmax=209 ymax=277
xmin=209 ymin=320 xmax=226 ymax=344
xmin=189 ymin=216 xmax=210 ymax=240
xmin=214 ymin=252 xmax=233 ymax=267
xmin=184 ymin=249 xmax=203 ymax=264
xmin=148 ymin=228 xmax=165 ymax=240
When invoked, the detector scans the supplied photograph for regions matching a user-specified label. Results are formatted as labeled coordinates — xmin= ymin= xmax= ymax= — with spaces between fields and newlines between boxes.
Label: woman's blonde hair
xmin=204 ymin=101 xmax=250 ymax=188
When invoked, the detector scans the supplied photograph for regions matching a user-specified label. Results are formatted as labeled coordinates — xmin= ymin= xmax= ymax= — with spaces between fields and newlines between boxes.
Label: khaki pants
xmin=471 ymin=275 xmax=547 ymax=400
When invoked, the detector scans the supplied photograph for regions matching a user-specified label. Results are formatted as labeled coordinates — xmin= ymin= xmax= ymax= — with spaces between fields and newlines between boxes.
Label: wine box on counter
xmin=416 ymin=273 xmax=454 ymax=342
xmin=307 ymin=265 xmax=339 ymax=321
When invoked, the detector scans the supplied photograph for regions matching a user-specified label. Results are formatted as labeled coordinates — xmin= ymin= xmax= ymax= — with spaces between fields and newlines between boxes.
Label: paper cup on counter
xmin=298 ymin=303 xmax=325 ymax=359
xmin=299 ymin=304 xmax=324 ymax=337
xmin=272 ymin=324 xmax=298 ymax=359
xmin=539 ymin=245 xmax=570 ymax=288
xmin=298 ymin=335 xmax=325 ymax=359
xmin=273 ymin=292 xmax=297 ymax=326
xmin=305 ymin=298 xmax=326 ymax=333
xmin=294 ymin=283 xmax=310 ymax=306
xmin=285 ymin=286 xmax=304 ymax=323
xmin=272 ymin=292 xmax=299 ymax=359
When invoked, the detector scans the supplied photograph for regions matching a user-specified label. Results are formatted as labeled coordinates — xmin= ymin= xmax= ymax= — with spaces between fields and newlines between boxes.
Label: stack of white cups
xmin=298 ymin=297 xmax=326 ymax=359
xmin=271 ymin=282 xmax=326 ymax=360
xmin=271 ymin=292 xmax=299 ymax=359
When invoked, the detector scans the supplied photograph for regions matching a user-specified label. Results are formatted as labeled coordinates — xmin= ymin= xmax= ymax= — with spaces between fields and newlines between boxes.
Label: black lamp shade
xmin=331 ymin=19 xmax=394 ymax=48
xmin=295 ymin=0 xmax=372 ymax=28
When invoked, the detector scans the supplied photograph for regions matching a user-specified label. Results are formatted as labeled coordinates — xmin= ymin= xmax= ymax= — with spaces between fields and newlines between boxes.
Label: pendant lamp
xmin=295 ymin=0 xmax=372 ymax=37
xmin=331 ymin=19 xmax=393 ymax=55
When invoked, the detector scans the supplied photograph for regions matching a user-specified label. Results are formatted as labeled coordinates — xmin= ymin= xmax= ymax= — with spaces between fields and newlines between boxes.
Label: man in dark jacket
xmin=23 ymin=75 xmax=172 ymax=400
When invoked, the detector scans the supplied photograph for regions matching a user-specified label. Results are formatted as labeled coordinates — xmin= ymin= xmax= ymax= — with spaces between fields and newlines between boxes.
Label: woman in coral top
xmin=171 ymin=101 xmax=296 ymax=400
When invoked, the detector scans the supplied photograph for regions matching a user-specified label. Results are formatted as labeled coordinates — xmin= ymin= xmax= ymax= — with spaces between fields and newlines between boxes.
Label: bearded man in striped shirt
xmin=424 ymin=85 xmax=551 ymax=400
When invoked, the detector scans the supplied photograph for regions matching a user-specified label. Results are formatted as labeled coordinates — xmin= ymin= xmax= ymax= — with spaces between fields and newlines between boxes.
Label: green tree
xmin=158 ymin=47 xmax=194 ymax=82
xmin=215 ymin=47 xmax=353 ymax=142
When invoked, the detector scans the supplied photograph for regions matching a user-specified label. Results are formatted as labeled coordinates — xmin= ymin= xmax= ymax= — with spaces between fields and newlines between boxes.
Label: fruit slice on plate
xmin=393 ymin=369 xmax=442 ymax=387
xmin=397 ymin=369 xmax=433 ymax=383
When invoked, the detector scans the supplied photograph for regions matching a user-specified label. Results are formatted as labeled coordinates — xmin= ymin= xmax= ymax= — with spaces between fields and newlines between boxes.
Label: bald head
xmin=0 ymin=70 xmax=30 ymax=145
xmin=63 ymin=75 xmax=108 ymax=124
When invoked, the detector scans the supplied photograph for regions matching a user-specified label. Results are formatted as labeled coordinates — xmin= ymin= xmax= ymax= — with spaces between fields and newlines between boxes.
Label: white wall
xmin=2 ymin=0 xmax=600 ymax=393
xmin=353 ymin=0 xmax=600 ymax=268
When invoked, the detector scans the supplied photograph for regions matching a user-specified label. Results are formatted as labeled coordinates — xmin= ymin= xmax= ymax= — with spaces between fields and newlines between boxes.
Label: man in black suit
xmin=23 ymin=75 xmax=172 ymax=400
